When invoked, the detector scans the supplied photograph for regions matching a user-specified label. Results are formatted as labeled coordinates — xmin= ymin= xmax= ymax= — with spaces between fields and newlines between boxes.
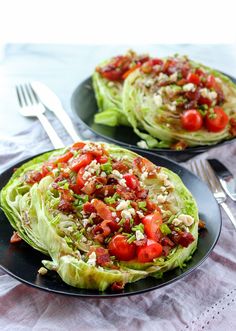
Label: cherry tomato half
xmin=137 ymin=239 xmax=163 ymax=262
xmin=108 ymin=234 xmax=136 ymax=261
xmin=187 ymin=72 xmax=200 ymax=85
xmin=142 ymin=211 xmax=162 ymax=241
xmin=181 ymin=109 xmax=203 ymax=131
xmin=123 ymin=173 xmax=140 ymax=190
xmin=205 ymin=107 xmax=229 ymax=132
xmin=70 ymin=153 xmax=93 ymax=172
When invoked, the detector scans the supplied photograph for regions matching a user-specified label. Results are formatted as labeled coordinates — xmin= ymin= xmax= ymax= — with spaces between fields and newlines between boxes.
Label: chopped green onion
xmin=127 ymin=235 xmax=136 ymax=244
xmin=101 ymin=162 xmax=112 ymax=174
xmin=132 ymin=223 xmax=144 ymax=233
xmin=160 ymin=223 xmax=171 ymax=235
xmin=138 ymin=201 xmax=147 ymax=211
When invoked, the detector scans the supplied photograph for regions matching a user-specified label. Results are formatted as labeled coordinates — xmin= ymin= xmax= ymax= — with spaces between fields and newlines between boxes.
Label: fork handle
xmin=220 ymin=202 xmax=236 ymax=230
xmin=37 ymin=113 xmax=65 ymax=149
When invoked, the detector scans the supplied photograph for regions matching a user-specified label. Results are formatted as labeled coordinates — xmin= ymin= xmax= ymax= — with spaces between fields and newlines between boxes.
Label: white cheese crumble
xmin=172 ymin=214 xmax=194 ymax=227
xmin=100 ymin=171 xmax=107 ymax=177
xmin=140 ymin=171 xmax=148 ymax=181
xmin=135 ymin=230 xmax=145 ymax=241
xmin=169 ymin=72 xmax=178 ymax=82
xmin=90 ymin=212 xmax=97 ymax=219
xmin=116 ymin=200 xmax=130 ymax=211
xmin=137 ymin=210 xmax=144 ymax=218
xmin=87 ymin=251 xmax=97 ymax=266
xmin=137 ymin=140 xmax=148 ymax=149
xmin=118 ymin=178 xmax=127 ymax=187
xmin=157 ymin=172 xmax=168 ymax=182
xmin=153 ymin=94 xmax=163 ymax=108
xmin=85 ymin=160 xmax=100 ymax=174
xmin=158 ymin=72 xmax=169 ymax=83
xmin=166 ymin=103 xmax=176 ymax=112
xmin=121 ymin=208 xmax=136 ymax=220
xmin=112 ymin=169 xmax=123 ymax=179
xmin=183 ymin=83 xmax=195 ymax=92
xmin=111 ymin=212 xmax=117 ymax=217
xmin=82 ymin=218 xmax=89 ymax=227
xmin=200 ymin=88 xmax=217 ymax=101
xmin=82 ymin=171 xmax=91 ymax=180
xmin=156 ymin=194 xmax=167 ymax=204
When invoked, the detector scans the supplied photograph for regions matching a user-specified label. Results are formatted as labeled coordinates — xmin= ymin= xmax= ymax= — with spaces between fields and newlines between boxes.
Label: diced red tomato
xmin=54 ymin=151 xmax=73 ymax=164
xmin=96 ymin=155 xmax=108 ymax=164
xmin=152 ymin=58 xmax=163 ymax=66
xmin=163 ymin=59 xmax=177 ymax=75
xmin=187 ymin=72 xmax=200 ymax=85
xmin=137 ymin=239 xmax=163 ymax=262
xmin=71 ymin=142 xmax=86 ymax=150
xmin=108 ymin=234 xmax=136 ymax=261
xmin=10 ymin=231 xmax=22 ymax=243
xmin=93 ymin=199 xmax=113 ymax=220
xmin=206 ymin=74 xmax=217 ymax=89
xmin=142 ymin=211 xmax=162 ymax=241
xmin=41 ymin=162 xmax=55 ymax=177
xmin=123 ymin=174 xmax=140 ymax=190
xmin=205 ymin=107 xmax=229 ymax=132
xmin=181 ymin=109 xmax=203 ymax=131
xmin=111 ymin=282 xmax=125 ymax=291
xmin=76 ymin=172 xmax=85 ymax=189
xmin=25 ymin=171 xmax=42 ymax=184
xmin=195 ymin=68 xmax=205 ymax=77
xmin=198 ymin=96 xmax=212 ymax=107
xmin=70 ymin=153 xmax=93 ymax=172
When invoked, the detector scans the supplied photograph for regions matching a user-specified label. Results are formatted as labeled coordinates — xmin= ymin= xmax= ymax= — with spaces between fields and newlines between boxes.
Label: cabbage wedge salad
xmin=93 ymin=51 xmax=236 ymax=149
xmin=1 ymin=142 xmax=199 ymax=291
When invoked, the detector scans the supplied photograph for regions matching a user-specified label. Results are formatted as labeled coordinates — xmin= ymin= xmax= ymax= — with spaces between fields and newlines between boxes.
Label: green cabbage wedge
xmin=0 ymin=142 xmax=199 ymax=291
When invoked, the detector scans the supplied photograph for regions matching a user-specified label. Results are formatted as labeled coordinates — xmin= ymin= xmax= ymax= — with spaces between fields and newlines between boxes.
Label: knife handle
xmin=220 ymin=202 xmax=236 ymax=230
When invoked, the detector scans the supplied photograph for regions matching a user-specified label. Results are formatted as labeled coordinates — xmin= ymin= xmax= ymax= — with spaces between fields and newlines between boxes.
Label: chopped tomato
xmin=54 ymin=151 xmax=73 ymax=164
xmin=83 ymin=202 xmax=96 ymax=214
xmin=205 ymin=107 xmax=229 ymax=132
xmin=70 ymin=153 xmax=93 ymax=172
xmin=122 ymin=63 xmax=140 ymax=79
xmin=123 ymin=174 xmax=140 ymax=190
xmin=108 ymin=234 xmax=136 ymax=261
xmin=76 ymin=172 xmax=85 ymax=189
xmin=195 ymin=68 xmax=205 ymax=77
xmin=25 ymin=171 xmax=42 ymax=184
xmin=71 ymin=142 xmax=86 ymax=150
xmin=93 ymin=199 xmax=112 ymax=220
xmin=10 ymin=231 xmax=22 ymax=243
xmin=187 ymin=72 xmax=200 ymax=85
xmin=142 ymin=211 xmax=162 ymax=241
xmin=111 ymin=282 xmax=125 ymax=291
xmin=137 ymin=239 xmax=163 ymax=262
xmin=152 ymin=58 xmax=164 ymax=66
xmin=206 ymin=74 xmax=217 ymax=89
xmin=41 ymin=162 xmax=55 ymax=177
xmin=181 ymin=109 xmax=203 ymax=131
xmin=198 ymin=96 xmax=212 ymax=107
xmin=96 ymin=155 xmax=108 ymax=164
xmin=163 ymin=59 xmax=177 ymax=75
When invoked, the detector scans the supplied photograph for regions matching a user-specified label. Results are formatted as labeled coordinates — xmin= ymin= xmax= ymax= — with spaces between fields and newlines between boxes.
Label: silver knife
xmin=31 ymin=81 xmax=81 ymax=142
xmin=208 ymin=159 xmax=236 ymax=202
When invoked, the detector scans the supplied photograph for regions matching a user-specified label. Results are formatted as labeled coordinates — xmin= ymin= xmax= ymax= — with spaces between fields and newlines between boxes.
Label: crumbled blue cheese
xmin=183 ymin=83 xmax=195 ymax=92
xmin=90 ymin=212 xmax=97 ymax=219
xmin=157 ymin=172 xmax=168 ymax=182
xmin=137 ymin=210 xmax=144 ymax=218
xmin=137 ymin=140 xmax=148 ymax=149
xmin=166 ymin=103 xmax=176 ymax=112
xmin=121 ymin=208 xmax=136 ymax=220
xmin=87 ymin=251 xmax=96 ymax=266
xmin=200 ymin=88 xmax=217 ymax=101
xmin=82 ymin=218 xmax=89 ymax=227
xmin=118 ymin=178 xmax=127 ymax=187
xmin=172 ymin=214 xmax=194 ymax=227
xmin=140 ymin=171 xmax=149 ymax=181
xmin=169 ymin=72 xmax=178 ymax=82
xmin=112 ymin=169 xmax=123 ymax=179
xmin=156 ymin=194 xmax=167 ymax=204
xmin=135 ymin=230 xmax=145 ymax=241
xmin=158 ymin=72 xmax=169 ymax=83
xmin=116 ymin=200 xmax=130 ymax=211
xmin=100 ymin=171 xmax=107 ymax=177
xmin=111 ymin=212 xmax=117 ymax=217
xmin=82 ymin=171 xmax=91 ymax=180
xmin=86 ymin=160 xmax=100 ymax=174
xmin=153 ymin=94 xmax=163 ymax=108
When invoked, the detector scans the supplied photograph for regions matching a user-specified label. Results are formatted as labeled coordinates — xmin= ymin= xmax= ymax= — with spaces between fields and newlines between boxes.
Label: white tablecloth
xmin=0 ymin=44 xmax=236 ymax=331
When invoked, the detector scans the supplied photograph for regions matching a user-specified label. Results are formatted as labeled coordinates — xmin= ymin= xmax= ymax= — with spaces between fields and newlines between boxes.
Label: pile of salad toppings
xmin=96 ymin=50 xmax=150 ymax=82
xmin=24 ymin=142 xmax=195 ymax=268
xmin=139 ymin=55 xmax=229 ymax=134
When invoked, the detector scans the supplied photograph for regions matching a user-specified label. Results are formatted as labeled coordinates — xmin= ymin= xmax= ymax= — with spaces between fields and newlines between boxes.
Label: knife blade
xmin=31 ymin=81 xmax=81 ymax=142
xmin=207 ymin=158 xmax=236 ymax=201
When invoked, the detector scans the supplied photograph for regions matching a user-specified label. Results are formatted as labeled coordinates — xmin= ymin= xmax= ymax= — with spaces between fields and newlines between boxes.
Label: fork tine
xmin=20 ymin=84 xmax=30 ymax=106
xmin=28 ymin=84 xmax=40 ymax=103
xmin=205 ymin=161 xmax=222 ymax=191
xmin=16 ymin=85 xmax=24 ymax=107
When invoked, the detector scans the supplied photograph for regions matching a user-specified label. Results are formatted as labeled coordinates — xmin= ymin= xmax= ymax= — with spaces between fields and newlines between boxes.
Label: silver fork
xmin=190 ymin=159 xmax=236 ymax=230
xmin=16 ymin=83 xmax=65 ymax=149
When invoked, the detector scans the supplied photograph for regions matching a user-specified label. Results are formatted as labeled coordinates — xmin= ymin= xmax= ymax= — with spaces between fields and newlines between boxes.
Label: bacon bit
xmin=111 ymin=282 xmax=125 ymax=292
xmin=83 ymin=202 xmax=96 ymax=214
xmin=25 ymin=171 xmax=42 ymax=184
xmin=162 ymin=246 xmax=171 ymax=256
xmin=229 ymin=118 xmax=236 ymax=136
xmin=136 ymin=188 xmax=149 ymax=199
xmin=10 ymin=231 xmax=22 ymax=243
xmin=94 ymin=247 xmax=111 ymax=267
xmin=161 ymin=236 xmax=175 ymax=247
xmin=170 ymin=230 xmax=195 ymax=248
xmin=71 ymin=142 xmax=86 ymax=150
xmin=58 ymin=199 xmax=74 ymax=212
xmin=81 ymin=180 xmax=97 ymax=195
xmin=198 ymin=219 xmax=206 ymax=229
xmin=116 ymin=185 xmax=136 ymax=200
xmin=171 ymin=140 xmax=188 ymax=151
xmin=112 ymin=161 xmax=129 ymax=173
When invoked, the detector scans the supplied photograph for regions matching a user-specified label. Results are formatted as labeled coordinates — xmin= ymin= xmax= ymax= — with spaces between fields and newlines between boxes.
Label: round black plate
xmin=71 ymin=75 xmax=236 ymax=162
xmin=0 ymin=150 xmax=221 ymax=298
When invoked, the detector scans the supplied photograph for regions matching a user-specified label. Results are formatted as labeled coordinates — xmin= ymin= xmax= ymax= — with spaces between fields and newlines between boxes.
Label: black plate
xmin=0 ymin=150 xmax=221 ymax=298
xmin=71 ymin=75 xmax=236 ymax=162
